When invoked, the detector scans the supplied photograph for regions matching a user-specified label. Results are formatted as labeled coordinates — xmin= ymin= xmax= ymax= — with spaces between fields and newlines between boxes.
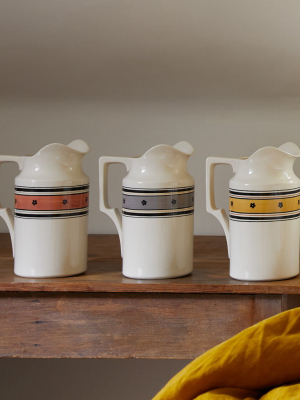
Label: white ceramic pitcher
xmin=99 ymin=141 xmax=195 ymax=279
xmin=0 ymin=140 xmax=89 ymax=278
xmin=206 ymin=142 xmax=300 ymax=281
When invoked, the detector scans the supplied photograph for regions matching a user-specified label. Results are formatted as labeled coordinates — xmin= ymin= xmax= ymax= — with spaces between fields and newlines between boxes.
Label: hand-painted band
xmin=14 ymin=184 xmax=89 ymax=219
xmin=122 ymin=186 xmax=194 ymax=218
xmin=229 ymin=187 xmax=300 ymax=222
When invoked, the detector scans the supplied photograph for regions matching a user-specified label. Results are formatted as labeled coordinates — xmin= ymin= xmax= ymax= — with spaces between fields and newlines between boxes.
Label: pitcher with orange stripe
xmin=206 ymin=142 xmax=300 ymax=281
xmin=0 ymin=140 xmax=89 ymax=277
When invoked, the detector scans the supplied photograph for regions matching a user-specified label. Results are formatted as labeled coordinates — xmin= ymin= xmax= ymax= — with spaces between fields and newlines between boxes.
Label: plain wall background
xmin=1 ymin=1 xmax=300 ymax=399
xmin=1 ymin=99 xmax=300 ymax=236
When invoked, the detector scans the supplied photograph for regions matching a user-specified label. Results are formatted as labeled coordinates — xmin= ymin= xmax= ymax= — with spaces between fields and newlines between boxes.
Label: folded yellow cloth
xmin=153 ymin=308 xmax=300 ymax=400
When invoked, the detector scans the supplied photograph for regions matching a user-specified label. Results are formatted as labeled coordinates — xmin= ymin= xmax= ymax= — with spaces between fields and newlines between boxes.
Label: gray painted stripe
xmin=122 ymin=192 xmax=194 ymax=211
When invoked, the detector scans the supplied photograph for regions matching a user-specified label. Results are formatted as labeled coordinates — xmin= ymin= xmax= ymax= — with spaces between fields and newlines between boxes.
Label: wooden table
xmin=0 ymin=234 xmax=300 ymax=359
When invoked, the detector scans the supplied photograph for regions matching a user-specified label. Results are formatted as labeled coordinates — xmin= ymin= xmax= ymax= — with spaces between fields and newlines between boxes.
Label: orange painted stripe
xmin=15 ymin=193 xmax=89 ymax=211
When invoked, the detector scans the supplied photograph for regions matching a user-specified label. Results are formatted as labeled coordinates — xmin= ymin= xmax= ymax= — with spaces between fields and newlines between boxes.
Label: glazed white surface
xmin=230 ymin=219 xmax=299 ymax=281
xmin=122 ymin=215 xmax=194 ymax=279
xmin=14 ymin=216 xmax=88 ymax=278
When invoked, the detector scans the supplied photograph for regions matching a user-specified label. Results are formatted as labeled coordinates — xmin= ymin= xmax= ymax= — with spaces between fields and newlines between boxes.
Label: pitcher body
xmin=121 ymin=183 xmax=194 ymax=279
xmin=0 ymin=140 xmax=89 ymax=278
xmin=206 ymin=143 xmax=300 ymax=281
xmin=229 ymin=185 xmax=299 ymax=281
xmin=99 ymin=141 xmax=195 ymax=279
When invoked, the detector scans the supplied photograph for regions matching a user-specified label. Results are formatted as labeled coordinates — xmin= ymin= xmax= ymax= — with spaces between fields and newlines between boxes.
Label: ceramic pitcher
xmin=99 ymin=141 xmax=195 ymax=279
xmin=0 ymin=140 xmax=89 ymax=278
xmin=206 ymin=142 xmax=300 ymax=281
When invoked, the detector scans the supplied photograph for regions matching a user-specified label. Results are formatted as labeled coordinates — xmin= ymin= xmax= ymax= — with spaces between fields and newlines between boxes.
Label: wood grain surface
xmin=0 ymin=292 xmax=286 ymax=359
xmin=0 ymin=233 xmax=300 ymax=359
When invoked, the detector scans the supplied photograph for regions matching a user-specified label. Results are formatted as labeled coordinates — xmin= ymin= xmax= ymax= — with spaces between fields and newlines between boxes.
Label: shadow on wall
xmin=0 ymin=358 xmax=189 ymax=400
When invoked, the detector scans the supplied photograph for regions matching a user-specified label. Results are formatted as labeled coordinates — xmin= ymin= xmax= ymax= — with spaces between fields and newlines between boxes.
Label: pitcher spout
xmin=67 ymin=139 xmax=90 ymax=154
xmin=278 ymin=142 xmax=300 ymax=158
xmin=173 ymin=141 xmax=195 ymax=156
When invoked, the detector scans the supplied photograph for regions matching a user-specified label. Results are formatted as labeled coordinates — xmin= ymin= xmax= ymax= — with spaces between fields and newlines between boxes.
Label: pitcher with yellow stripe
xmin=206 ymin=142 xmax=300 ymax=281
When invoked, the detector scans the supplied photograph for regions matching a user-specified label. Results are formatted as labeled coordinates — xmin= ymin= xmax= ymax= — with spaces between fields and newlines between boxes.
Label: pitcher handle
xmin=206 ymin=157 xmax=238 ymax=258
xmin=0 ymin=156 xmax=24 ymax=256
xmin=99 ymin=156 xmax=132 ymax=257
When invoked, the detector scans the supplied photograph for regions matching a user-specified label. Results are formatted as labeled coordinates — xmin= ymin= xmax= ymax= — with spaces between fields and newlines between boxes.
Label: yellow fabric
xmin=153 ymin=308 xmax=300 ymax=400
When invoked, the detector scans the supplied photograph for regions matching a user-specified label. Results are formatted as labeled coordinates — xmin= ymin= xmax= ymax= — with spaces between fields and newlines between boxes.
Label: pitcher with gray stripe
xmin=99 ymin=141 xmax=195 ymax=279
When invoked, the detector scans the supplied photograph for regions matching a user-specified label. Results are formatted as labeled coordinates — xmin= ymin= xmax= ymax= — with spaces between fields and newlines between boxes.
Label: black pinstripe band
xmin=15 ymin=184 xmax=89 ymax=193
xmin=122 ymin=185 xmax=194 ymax=194
xmin=230 ymin=213 xmax=300 ymax=222
xmin=15 ymin=210 xmax=89 ymax=219
xmin=122 ymin=209 xmax=194 ymax=218
xmin=229 ymin=187 xmax=300 ymax=197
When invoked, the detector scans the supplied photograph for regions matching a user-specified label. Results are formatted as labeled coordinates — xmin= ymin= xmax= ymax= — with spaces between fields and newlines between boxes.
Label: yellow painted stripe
xmin=229 ymin=196 xmax=300 ymax=214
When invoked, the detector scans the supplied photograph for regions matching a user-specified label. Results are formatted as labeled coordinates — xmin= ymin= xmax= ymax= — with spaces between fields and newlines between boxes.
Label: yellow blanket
xmin=153 ymin=308 xmax=300 ymax=400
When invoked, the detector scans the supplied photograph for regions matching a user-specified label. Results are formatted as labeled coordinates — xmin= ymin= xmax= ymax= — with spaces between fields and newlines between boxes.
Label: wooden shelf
xmin=1 ymin=234 xmax=300 ymax=294
xmin=0 ymin=233 xmax=299 ymax=359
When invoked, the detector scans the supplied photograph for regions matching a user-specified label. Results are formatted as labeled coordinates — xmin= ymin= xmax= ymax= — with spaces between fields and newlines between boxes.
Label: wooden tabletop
xmin=1 ymin=233 xmax=300 ymax=295
xmin=1 ymin=233 xmax=300 ymax=359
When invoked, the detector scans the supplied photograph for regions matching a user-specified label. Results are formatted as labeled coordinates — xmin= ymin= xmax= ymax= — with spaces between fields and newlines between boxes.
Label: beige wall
xmin=1 ymin=100 xmax=300 ymax=236
xmin=1 ymin=0 xmax=300 ymax=102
